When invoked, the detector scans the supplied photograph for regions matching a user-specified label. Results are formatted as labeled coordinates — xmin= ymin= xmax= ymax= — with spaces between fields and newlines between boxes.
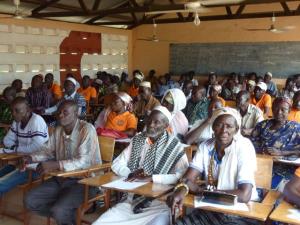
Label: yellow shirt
xmin=251 ymin=93 xmax=272 ymax=113
xmin=288 ymin=108 xmax=300 ymax=123
xmin=105 ymin=111 xmax=137 ymax=132
xmin=77 ymin=86 xmax=97 ymax=102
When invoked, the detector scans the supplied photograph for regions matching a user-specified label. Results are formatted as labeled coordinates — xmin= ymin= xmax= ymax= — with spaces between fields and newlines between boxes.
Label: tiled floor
xmin=0 ymin=188 xmax=102 ymax=225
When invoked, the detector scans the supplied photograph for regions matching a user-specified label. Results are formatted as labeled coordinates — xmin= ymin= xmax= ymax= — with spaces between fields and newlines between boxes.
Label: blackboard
xmin=169 ymin=42 xmax=300 ymax=78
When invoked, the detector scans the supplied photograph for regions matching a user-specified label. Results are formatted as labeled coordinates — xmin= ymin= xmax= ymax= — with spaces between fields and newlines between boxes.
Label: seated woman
xmin=283 ymin=167 xmax=300 ymax=207
xmin=161 ymin=88 xmax=189 ymax=138
xmin=251 ymin=97 xmax=300 ymax=189
xmin=209 ymin=84 xmax=226 ymax=107
xmin=94 ymin=92 xmax=137 ymax=137
xmin=168 ymin=107 xmax=259 ymax=225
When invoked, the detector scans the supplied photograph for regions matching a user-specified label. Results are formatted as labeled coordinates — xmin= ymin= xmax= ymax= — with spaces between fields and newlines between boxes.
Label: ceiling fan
xmin=0 ymin=0 xmax=32 ymax=19
xmin=245 ymin=13 xmax=296 ymax=34
xmin=137 ymin=19 xmax=176 ymax=42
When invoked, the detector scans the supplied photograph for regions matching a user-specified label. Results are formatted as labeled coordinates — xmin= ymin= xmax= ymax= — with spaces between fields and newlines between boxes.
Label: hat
xmin=256 ymin=81 xmax=267 ymax=91
xmin=94 ymin=79 xmax=103 ymax=85
xmin=247 ymin=80 xmax=256 ymax=86
xmin=139 ymin=81 xmax=151 ymax=88
xmin=152 ymin=106 xmax=172 ymax=123
xmin=116 ymin=92 xmax=132 ymax=105
xmin=66 ymin=77 xmax=77 ymax=86
xmin=265 ymin=72 xmax=272 ymax=77
xmin=134 ymin=72 xmax=144 ymax=81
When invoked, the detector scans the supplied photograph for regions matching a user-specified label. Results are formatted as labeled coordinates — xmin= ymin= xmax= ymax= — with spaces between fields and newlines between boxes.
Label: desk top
xmin=182 ymin=194 xmax=273 ymax=221
xmin=270 ymin=201 xmax=300 ymax=225
xmin=79 ymin=172 xmax=173 ymax=198
xmin=0 ymin=153 xmax=23 ymax=160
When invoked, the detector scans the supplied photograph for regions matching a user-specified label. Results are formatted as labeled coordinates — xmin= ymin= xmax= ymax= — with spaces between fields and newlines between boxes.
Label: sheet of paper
xmin=0 ymin=148 xmax=15 ymax=154
xmin=115 ymin=138 xmax=131 ymax=143
xmin=26 ymin=163 xmax=39 ymax=170
xmin=194 ymin=196 xmax=249 ymax=211
xmin=102 ymin=178 xmax=148 ymax=190
xmin=287 ymin=209 xmax=300 ymax=220
xmin=276 ymin=158 xmax=300 ymax=164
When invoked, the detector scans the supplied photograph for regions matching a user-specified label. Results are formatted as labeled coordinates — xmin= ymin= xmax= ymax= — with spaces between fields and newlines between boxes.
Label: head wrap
xmin=161 ymin=88 xmax=187 ymax=114
xmin=66 ymin=77 xmax=77 ymax=86
xmin=256 ymin=81 xmax=267 ymax=91
xmin=152 ymin=106 xmax=172 ymax=123
xmin=115 ymin=92 xmax=132 ymax=105
xmin=134 ymin=72 xmax=144 ymax=81
xmin=210 ymin=107 xmax=241 ymax=129
xmin=274 ymin=96 xmax=292 ymax=107
xmin=139 ymin=81 xmax=151 ymax=88
xmin=211 ymin=84 xmax=222 ymax=94
xmin=265 ymin=72 xmax=273 ymax=78
xmin=247 ymin=80 xmax=256 ymax=86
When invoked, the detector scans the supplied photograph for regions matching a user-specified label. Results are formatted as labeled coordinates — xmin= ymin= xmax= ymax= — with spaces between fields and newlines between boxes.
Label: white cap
xmin=256 ymin=81 xmax=267 ymax=91
xmin=134 ymin=72 xmax=144 ymax=81
xmin=139 ymin=81 xmax=151 ymax=88
xmin=152 ymin=106 xmax=172 ymax=123
xmin=265 ymin=72 xmax=272 ymax=77
xmin=66 ymin=77 xmax=77 ymax=86
xmin=247 ymin=80 xmax=256 ymax=86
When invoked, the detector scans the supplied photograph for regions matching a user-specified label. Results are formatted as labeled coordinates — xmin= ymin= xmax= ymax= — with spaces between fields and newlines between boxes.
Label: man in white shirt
xmin=236 ymin=90 xmax=264 ymax=137
xmin=0 ymin=97 xmax=48 ymax=196
xmin=92 ymin=106 xmax=189 ymax=225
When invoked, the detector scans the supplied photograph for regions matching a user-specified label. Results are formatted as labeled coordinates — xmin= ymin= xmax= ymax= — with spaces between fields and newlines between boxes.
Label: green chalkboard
xmin=170 ymin=42 xmax=300 ymax=78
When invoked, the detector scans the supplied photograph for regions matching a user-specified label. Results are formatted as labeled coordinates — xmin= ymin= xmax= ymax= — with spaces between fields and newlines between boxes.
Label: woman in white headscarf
xmin=161 ymin=88 xmax=189 ymax=137
xmin=94 ymin=92 xmax=137 ymax=137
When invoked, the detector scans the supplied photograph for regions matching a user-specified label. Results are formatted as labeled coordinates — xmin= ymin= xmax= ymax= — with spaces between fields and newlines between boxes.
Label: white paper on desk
xmin=115 ymin=138 xmax=131 ymax=143
xmin=0 ymin=148 xmax=15 ymax=154
xmin=194 ymin=196 xmax=249 ymax=212
xmin=26 ymin=163 xmax=39 ymax=170
xmin=276 ymin=158 xmax=300 ymax=164
xmin=102 ymin=178 xmax=148 ymax=190
xmin=287 ymin=209 xmax=300 ymax=220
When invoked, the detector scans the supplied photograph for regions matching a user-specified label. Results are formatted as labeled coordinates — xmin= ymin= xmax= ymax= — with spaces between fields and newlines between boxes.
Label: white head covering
xmin=256 ymin=81 xmax=267 ymax=91
xmin=265 ymin=72 xmax=272 ymax=77
xmin=161 ymin=88 xmax=187 ymax=114
xmin=115 ymin=92 xmax=132 ymax=105
xmin=212 ymin=84 xmax=222 ymax=94
xmin=210 ymin=107 xmax=242 ymax=129
xmin=66 ymin=77 xmax=77 ymax=86
xmin=247 ymin=80 xmax=256 ymax=86
xmin=134 ymin=72 xmax=144 ymax=81
xmin=152 ymin=106 xmax=172 ymax=123
xmin=139 ymin=81 xmax=151 ymax=88
xmin=94 ymin=79 xmax=103 ymax=85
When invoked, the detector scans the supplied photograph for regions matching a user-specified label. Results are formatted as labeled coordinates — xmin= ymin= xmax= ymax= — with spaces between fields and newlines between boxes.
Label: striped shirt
xmin=25 ymin=88 xmax=52 ymax=110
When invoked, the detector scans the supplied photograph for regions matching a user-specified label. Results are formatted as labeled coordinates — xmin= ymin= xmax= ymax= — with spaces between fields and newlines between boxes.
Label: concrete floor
xmin=0 ymin=188 xmax=102 ymax=225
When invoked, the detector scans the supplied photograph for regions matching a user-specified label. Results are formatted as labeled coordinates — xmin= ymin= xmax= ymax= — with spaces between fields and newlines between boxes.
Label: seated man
xmin=251 ymin=81 xmax=272 ymax=117
xmin=12 ymin=79 xmax=26 ymax=97
xmin=168 ymin=107 xmax=259 ymax=225
xmin=127 ymin=71 xmax=144 ymax=98
xmin=44 ymin=73 xmax=62 ymax=101
xmin=182 ymin=80 xmax=193 ymax=99
xmin=183 ymin=85 xmax=210 ymax=126
xmin=264 ymin=72 xmax=277 ymax=97
xmin=92 ymin=106 xmax=188 ymax=225
xmin=0 ymin=97 xmax=48 ymax=196
xmin=26 ymin=74 xmax=52 ymax=115
xmin=288 ymin=91 xmax=300 ymax=123
xmin=284 ymin=167 xmax=300 ymax=207
xmin=133 ymin=81 xmax=160 ymax=124
xmin=77 ymin=75 xmax=97 ymax=105
xmin=45 ymin=77 xmax=87 ymax=118
xmin=0 ymin=86 xmax=16 ymax=142
xmin=95 ymin=92 xmax=137 ymax=137
xmin=251 ymin=97 xmax=300 ymax=189
xmin=236 ymin=90 xmax=264 ymax=136
xmin=24 ymin=100 xmax=102 ymax=225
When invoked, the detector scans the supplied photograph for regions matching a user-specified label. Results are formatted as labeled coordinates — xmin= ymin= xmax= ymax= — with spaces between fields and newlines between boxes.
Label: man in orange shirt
xmin=288 ymin=91 xmax=300 ymax=122
xmin=284 ymin=167 xmax=300 ymax=207
xmin=251 ymin=81 xmax=272 ymax=117
xmin=77 ymin=75 xmax=97 ymax=105
xmin=127 ymin=71 xmax=144 ymax=98
xmin=44 ymin=73 xmax=62 ymax=101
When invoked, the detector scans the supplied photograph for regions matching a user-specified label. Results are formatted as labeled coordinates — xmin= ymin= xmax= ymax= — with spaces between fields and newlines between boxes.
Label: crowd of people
xmin=0 ymin=69 xmax=299 ymax=225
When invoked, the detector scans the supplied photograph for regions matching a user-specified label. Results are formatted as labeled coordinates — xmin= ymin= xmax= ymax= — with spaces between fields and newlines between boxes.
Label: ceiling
xmin=0 ymin=0 xmax=300 ymax=29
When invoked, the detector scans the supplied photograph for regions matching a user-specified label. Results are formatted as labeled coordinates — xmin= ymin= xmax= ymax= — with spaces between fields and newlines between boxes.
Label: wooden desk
xmin=270 ymin=201 xmax=300 ymax=225
xmin=181 ymin=194 xmax=274 ymax=221
xmin=79 ymin=172 xmax=173 ymax=198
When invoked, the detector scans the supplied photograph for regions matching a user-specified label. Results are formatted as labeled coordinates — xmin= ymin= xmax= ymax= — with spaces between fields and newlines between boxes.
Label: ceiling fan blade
xmin=200 ymin=0 xmax=245 ymax=7
xmin=245 ymin=28 xmax=269 ymax=31
xmin=137 ymin=38 xmax=153 ymax=41
xmin=282 ymin=25 xmax=296 ymax=30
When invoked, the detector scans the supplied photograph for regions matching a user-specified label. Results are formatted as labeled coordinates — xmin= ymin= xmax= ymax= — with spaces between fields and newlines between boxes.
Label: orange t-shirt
xmin=218 ymin=96 xmax=226 ymax=107
xmin=50 ymin=83 xmax=62 ymax=99
xmin=288 ymin=108 xmax=300 ymax=123
xmin=251 ymin=93 xmax=272 ymax=113
xmin=295 ymin=167 xmax=300 ymax=177
xmin=105 ymin=111 xmax=137 ymax=132
xmin=127 ymin=85 xmax=139 ymax=98
xmin=77 ymin=86 xmax=97 ymax=102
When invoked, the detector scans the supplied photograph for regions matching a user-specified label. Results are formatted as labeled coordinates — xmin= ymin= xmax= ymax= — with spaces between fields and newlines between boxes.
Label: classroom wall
xmin=132 ymin=15 xmax=300 ymax=85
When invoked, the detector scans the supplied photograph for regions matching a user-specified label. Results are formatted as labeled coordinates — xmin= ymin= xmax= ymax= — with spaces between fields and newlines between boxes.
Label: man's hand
xmin=125 ymin=169 xmax=151 ymax=182
xmin=167 ymin=190 xmax=185 ymax=216
xmin=36 ymin=161 xmax=60 ymax=175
